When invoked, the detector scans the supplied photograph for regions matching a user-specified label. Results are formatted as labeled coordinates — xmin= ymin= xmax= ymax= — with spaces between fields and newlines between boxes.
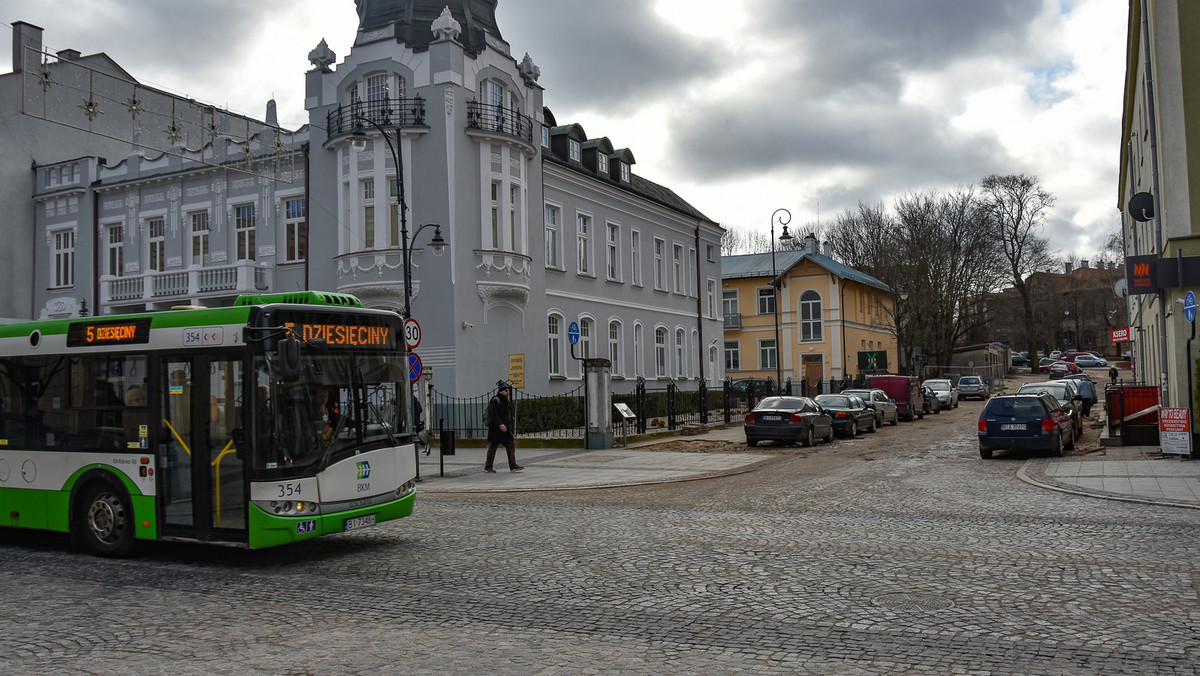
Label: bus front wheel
xmin=75 ymin=481 xmax=135 ymax=558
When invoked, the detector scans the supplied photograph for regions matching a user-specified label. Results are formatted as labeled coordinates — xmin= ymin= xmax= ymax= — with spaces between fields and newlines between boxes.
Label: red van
xmin=867 ymin=375 xmax=924 ymax=421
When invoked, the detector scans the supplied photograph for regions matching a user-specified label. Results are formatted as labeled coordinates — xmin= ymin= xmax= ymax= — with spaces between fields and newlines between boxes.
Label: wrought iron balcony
xmin=465 ymin=100 xmax=534 ymax=143
xmin=724 ymin=313 xmax=742 ymax=329
xmin=326 ymin=97 xmax=427 ymax=137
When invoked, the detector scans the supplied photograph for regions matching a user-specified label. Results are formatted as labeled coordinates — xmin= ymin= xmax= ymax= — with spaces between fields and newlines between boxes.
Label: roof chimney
xmin=1081 ymin=259 xmax=1089 ymax=269
xmin=821 ymin=241 xmax=833 ymax=258
xmin=12 ymin=21 xmax=43 ymax=74
xmin=803 ymin=233 xmax=817 ymax=254
xmin=1064 ymin=261 xmax=1073 ymax=274
xmin=56 ymin=48 xmax=81 ymax=61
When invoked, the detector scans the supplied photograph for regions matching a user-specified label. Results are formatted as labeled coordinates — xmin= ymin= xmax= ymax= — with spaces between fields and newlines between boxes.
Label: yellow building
xmin=722 ymin=238 xmax=897 ymax=390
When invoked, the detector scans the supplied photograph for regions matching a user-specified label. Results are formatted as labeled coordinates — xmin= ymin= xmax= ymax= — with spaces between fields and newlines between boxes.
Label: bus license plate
xmin=344 ymin=515 xmax=376 ymax=532
xmin=1001 ymin=423 xmax=1025 ymax=431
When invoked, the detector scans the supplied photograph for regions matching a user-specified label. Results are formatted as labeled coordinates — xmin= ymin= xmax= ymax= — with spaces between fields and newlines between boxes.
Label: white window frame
xmin=801 ymin=290 xmax=824 ymax=341
xmin=654 ymin=327 xmax=668 ymax=378
xmin=619 ymin=162 xmax=630 ymax=182
xmin=548 ymin=314 xmax=563 ymax=376
xmin=51 ymin=228 xmax=75 ymax=288
xmin=509 ymin=184 xmax=520 ymax=253
xmin=675 ymin=328 xmax=686 ymax=378
xmin=190 ymin=211 xmax=210 ymax=267
xmin=606 ymin=222 xmax=620 ymax=281
xmin=361 ymin=179 xmax=376 ymax=250
xmin=653 ymin=237 xmax=666 ymax=291
xmin=284 ymin=198 xmax=307 ymax=263
xmin=105 ymin=224 xmax=124 ymax=278
xmin=707 ymin=279 xmax=717 ymax=318
xmin=235 ymin=203 xmax=256 ymax=261
xmin=576 ymin=212 xmax=592 ymax=275
xmin=634 ymin=322 xmax=645 ymax=377
xmin=757 ymin=287 xmax=776 ymax=315
xmin=579 ymin=317 xmax=593 ymax=361
xmin=724 ymin=341 xmax=741 ymax=371
xmin=598 ymin=153 xmax=608 ymax=174
xmin=608 ymin=320 xmax=622 ymax=377
xmin=723 ymin=289 xmax=739 ymax=319
xmin=148 ymin=217 xmax=166 ymax=272
xmin=672 ymin=244 xmax=684 ymax=293
xmin=544 ymin=203 xmax=561 ymax=268
xmin=630 ymin=229 xmax=642 ymax=287
xmin=759 ymin=338 xmax=778 ymax=370
xmin=569 ymin=139 xmax=581 ymax=161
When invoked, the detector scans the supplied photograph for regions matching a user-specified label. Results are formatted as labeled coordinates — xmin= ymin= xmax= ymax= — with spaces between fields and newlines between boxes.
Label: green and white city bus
xmin=0 ymin=291 xmax=418 ymax=556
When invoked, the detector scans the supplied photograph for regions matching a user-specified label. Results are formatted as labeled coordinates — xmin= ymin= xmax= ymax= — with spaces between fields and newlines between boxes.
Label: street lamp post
xmin=770 ymin=208 xmax=793 ymax=389
xmin=350 ymin=117 xmax=447 ymax=320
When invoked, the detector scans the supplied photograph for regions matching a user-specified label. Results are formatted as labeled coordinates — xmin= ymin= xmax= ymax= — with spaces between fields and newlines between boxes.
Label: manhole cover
xmin=871 ymin=593 xmax=953 ymax=611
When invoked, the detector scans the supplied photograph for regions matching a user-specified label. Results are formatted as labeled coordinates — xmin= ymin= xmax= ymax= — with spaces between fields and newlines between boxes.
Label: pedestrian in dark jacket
xmin=1109 ymin=366 xmax=1118 ymax=385
xmin=484 ymin=382 xmax=523 ymax=473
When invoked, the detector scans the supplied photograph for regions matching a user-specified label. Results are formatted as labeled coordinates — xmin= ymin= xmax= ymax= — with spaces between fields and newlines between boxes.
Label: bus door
xmin=158 ymin=356 xmax=247 ymax=543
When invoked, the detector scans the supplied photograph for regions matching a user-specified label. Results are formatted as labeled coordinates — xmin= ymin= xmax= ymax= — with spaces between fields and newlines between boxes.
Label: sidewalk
xmin=414 ymin=424 xmax=1200 ymax=509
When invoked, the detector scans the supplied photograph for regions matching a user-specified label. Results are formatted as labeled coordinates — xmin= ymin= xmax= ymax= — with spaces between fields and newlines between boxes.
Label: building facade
xmin=722 ymin=236 xmax=897 ymax=389
xmin=9 ymin=1 xmax=723 ymax=398
xmin=1118 ymin=0 xmax=1200 ymax=422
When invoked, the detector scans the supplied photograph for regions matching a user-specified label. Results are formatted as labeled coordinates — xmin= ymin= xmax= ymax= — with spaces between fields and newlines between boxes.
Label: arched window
xmin=609 ymin=321 xmax=622 ymax=376
xmin=548 ymin=314 xmax=562 ymax=376
xmin=655 ymin=327 xmax=668 ymax=377
xmin=634 ymin=323 xmax=644 ymax=377
xmin=801 ymin=291 xmax=823 ymax=341
xmin=579 ymin=318 xmax=593 ymax=360
xmin=675 ymin=329 xmax=686 ymax=377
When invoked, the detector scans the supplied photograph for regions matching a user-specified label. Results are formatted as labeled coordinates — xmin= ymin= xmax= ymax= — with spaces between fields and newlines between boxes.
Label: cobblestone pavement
xmin=3 ymin=399 xmax=1199 ymax=674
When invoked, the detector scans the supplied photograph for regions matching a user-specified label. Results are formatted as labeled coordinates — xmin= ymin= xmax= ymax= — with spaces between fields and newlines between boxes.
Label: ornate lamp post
xmin=770 ymin=208 xmax=793 ymax=388
xmin=350 ymin=117 xmax=447 ymax=320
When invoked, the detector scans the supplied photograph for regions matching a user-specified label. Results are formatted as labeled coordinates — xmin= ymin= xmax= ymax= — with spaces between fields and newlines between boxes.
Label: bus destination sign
xmin=290 ymin=322 xmax=394 ymax=348
xmin=67 ymin=317 xmax=153 ymax=347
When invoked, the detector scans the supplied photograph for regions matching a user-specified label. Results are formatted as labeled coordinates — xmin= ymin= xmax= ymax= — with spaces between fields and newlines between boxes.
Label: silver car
xmin=921 ymin=379 xmax=959 ymax=408
xmin=841 ymin=388 xmax=900 ymax=427
xmin=956 ymin=376 xmax=988 ymax=400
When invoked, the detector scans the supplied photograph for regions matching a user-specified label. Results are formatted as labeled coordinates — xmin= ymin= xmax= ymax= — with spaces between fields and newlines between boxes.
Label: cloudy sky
xmin=3 ymin=0 xmax=1127 ymax=259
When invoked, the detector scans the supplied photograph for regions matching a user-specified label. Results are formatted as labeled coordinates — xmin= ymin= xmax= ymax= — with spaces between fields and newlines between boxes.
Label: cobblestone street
xmin=3 ymin=397 xmax=1199 ymax=674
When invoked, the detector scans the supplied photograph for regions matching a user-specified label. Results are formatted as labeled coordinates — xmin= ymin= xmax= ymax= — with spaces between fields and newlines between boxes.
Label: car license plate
xmin=1001 ymin=423 xmax=1025 ymax=431
xmin=762 ymin=415 xmax=782 ymax=421
xmin=344 ymin=514 xmax=376 ymax=532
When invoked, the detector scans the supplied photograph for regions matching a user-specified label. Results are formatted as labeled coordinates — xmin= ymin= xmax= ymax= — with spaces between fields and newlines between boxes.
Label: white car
xmin=921 ymin=379 xmax=959 ymax=408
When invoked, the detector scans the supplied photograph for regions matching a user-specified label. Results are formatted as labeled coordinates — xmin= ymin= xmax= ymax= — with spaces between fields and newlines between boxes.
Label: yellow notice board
xmin=508 ymin=353 xmax=525 ymax=389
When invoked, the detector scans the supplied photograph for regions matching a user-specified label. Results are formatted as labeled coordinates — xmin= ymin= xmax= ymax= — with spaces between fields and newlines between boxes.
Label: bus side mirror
xmin=279 ymin=335 xmax=302 ymax=382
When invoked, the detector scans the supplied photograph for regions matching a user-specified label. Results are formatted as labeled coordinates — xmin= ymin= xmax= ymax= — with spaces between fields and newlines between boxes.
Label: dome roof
xmin=354 ymin=0 xmax=502 ymax=53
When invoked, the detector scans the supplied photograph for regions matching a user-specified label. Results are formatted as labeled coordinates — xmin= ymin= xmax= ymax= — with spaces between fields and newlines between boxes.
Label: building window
xmin=285 ymin=198 xmax=307 ymax=263
xmin=576 ymin=213 xmax=591 ymax=275
xmin=724 ymin=341 xmax=740 ymax=370
xmin=619 ymin=162 xmax=630 ymax=182
xmin=106 ymin=225 xmax=123 ymax=277
xmin=545 ymin=204 xmax=560 ymax=268
xmin=609 ymin=321 xmax=621 ymax=375
xmin=630 ymin=230 xmax=642 ymax=287
xmin=706 ymin=244 xmax=715 ymax=263
xmin=361 ymin=181 xmax=376 ymax=249
xmin=758 ymin=287 xmax=776 ymax=315
xmin=723 ymin=290 xmax=739 ymax=319
xmin=672 ymin=244 xmax=684 ymax=293
xmin=801 ymin=290 xmax=823 ymax=341
xmin=541 ymin=126 xmax=549 ymax=147
xmin=148 ymin=217 xmax=166 ymax=272
xmin=52 ymin=229 xmax=75 ymax=288
xmin=759 ymin=339 xmax=778 ymax=370
xmin=190 ymin=212 xmax=210 ymax=266
xmin=598 ymin=153 xmax=608 ymax=174
xmin=388 ymin=181 xmax=400 ymax=247
xmin=634 ymin=323 xmax=644 ymax=377
xmin=235 ymin=204 xmax=256 ymax=261
xmin=675 ymin=329 xmax=686 ymax=378
xmin=655 ymin=328 xmax=668 ymax=377
xmin=606 ymin=222 xmax=620 ymax=281
xmin=653 ymin=238 xmax=666 ymax=290
xmin=548 ymin=315 xmax=562 ymax=376
xmin=509 ymin=184 xmax=520 ymax=252
xmin=479 ymin=78 xmax=508 ymax=128
xmin=707 ymin=280 xmax=717 ymax=318
xmin=579 ymin=318 xmax=592 ymax=360
xmin=569 ymin=140 xmax=581 ymax=161
xmin=490 ymin=181 xmax=501 ymax=249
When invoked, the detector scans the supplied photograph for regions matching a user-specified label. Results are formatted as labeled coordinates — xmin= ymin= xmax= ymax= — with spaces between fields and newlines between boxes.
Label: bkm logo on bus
xmin=356 ymin=461 xmax=371 ymax=480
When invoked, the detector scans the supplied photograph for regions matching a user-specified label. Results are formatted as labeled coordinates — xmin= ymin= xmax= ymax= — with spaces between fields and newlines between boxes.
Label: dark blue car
xmin=977 ymin=393 xmax=1074 ymax=459
xmin=745 ymin=396 xmax=834 ymax=447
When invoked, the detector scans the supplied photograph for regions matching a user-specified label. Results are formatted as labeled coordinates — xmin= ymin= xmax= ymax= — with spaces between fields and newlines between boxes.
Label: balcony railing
xmin=102 ymin=262 xmax=271 ymax=307
xmin=724 ymin=313 xmax=742 ymax=329
xmin=465 ymin=101 xmax=534 ymax=143
xmin=326 ymin=97 xmax=427 ymax=138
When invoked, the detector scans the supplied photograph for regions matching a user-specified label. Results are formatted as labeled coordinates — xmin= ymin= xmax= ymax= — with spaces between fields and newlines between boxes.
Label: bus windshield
xmin=253 ymin=351 xmax=407 ymax=470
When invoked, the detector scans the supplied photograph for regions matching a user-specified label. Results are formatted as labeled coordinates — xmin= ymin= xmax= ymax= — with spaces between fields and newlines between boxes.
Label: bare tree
xmin=978 ymin=174 xmax=1057 ymax=371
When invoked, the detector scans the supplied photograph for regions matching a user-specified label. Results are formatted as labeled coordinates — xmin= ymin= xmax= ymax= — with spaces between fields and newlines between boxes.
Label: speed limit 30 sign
xmin=403 ymin=318 xmax=421 ymax=350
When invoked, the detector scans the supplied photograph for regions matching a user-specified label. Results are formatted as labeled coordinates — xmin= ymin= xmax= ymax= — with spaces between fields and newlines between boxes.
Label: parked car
xmin=841 ymin=388 xmax=900 ymax=427
xmin=977 ymin=393 xmax=1074 ymax=459
xmin=744 ymin=396 xmax=834 ymax=447
xmin=1011 ymin=354 xmax=1030 ymax=367
xmin=1049 ymin=350 xmax=1063 ymax=360
xmin=921 ymin=385 xmax=942 ymax=415
xmin=1073 ymin=356 xmax=1108 ymax=368
xmin=1049 ymin=361 xmax=1081 ymax=379
xmin=1017 ymin=380 xmax=1084 ymax=440
xmin=922 ymin=379 xmax=959 ymax=408
xmin=814 ymin=393 xmax=878 ymax=437
xmin=1037 ymin=359 xmax=1059 ymax=374
xmin=867 ymin=374 xmax=924 ymax=421
xmin=956 ymin=375 xmax=989 ymax=400
xmin=730 ymin=378 xmax=779 ymax=397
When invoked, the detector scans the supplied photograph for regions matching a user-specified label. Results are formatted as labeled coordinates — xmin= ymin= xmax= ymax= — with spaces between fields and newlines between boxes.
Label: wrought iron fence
xmin=430 ymin=383 xmax=586 ymax=440
xmin=612 ymin=378 xmax=725 ymax=433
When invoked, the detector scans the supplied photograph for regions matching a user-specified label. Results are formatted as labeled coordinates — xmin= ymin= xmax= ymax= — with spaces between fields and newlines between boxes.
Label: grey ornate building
xmin=5 ymin=1 xmax=724 ymax=397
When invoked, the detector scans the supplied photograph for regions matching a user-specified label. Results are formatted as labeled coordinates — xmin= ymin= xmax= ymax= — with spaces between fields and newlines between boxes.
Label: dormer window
xmin=597 ymin=153 xmax=608 ymax=173
xmin=541 ymin=126 xmax=549 ymax=147
xmin=569 ymin=140 xmax=581 ymax=161
xmin=619 ymin=162 xmax=630 ymax=182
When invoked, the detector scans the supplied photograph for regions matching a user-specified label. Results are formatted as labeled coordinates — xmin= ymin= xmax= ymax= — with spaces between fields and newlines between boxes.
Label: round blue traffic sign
xmin=407 ymin=353 xmax=422 ymax=383
xmin=1185 ymin=290 xmax=1197 ymax=323
xmin=568 ymin=321 xmax=580 ymax=345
